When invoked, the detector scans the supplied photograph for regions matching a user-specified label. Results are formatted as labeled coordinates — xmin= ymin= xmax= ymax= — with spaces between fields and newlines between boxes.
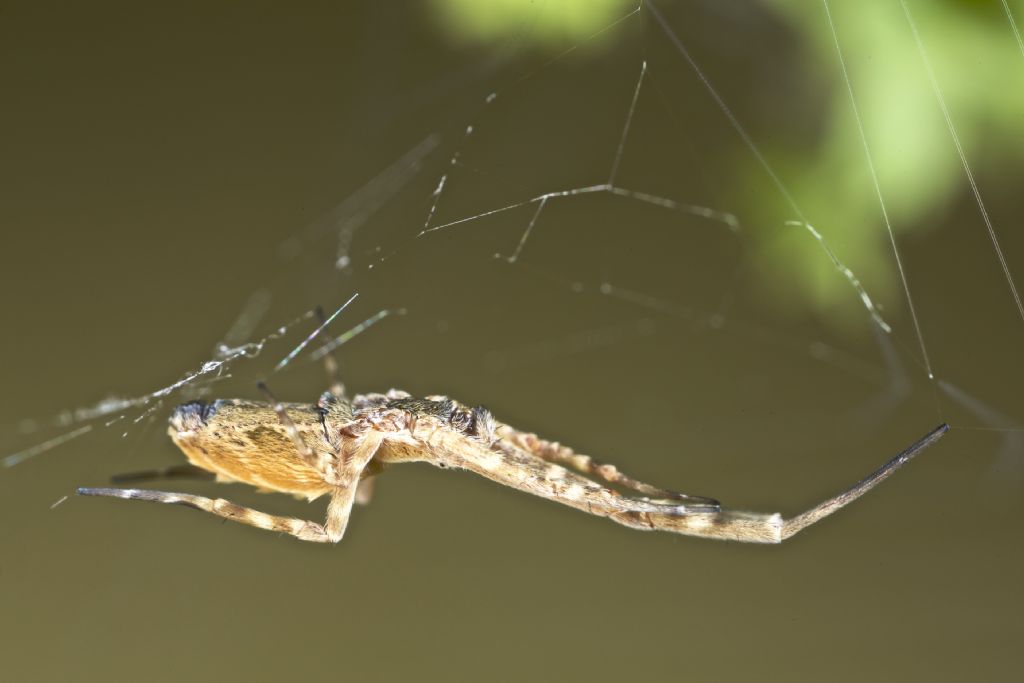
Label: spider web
xmin=3 ymin=0 xmax=1022 ymax=504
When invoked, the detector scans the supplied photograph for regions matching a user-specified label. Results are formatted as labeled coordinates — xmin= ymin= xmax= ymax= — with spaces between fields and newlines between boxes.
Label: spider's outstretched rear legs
xmin=76 ymin=487 xmax=338 ymax=542
xmin=78 ymin=480 xmax=357 ymax=545
xmin=109 ymin=463 xmax=214 ymax=484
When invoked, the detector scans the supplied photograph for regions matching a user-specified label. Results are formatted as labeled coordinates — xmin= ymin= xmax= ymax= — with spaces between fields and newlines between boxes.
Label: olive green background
xmin=1 ymin=2 xmax=1021 ymax=681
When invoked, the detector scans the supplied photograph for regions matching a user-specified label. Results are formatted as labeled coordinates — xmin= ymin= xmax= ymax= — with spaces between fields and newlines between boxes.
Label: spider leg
xmin=79 ymin=489 xmax=327 ymax=540
xmin=413 ymin=421 xmax=947 ymax=543
xmin=628 ymin=423 xmax=950 ymax=543
xmin=76 ymin=486 xmax=355 ymax=543
xmin=495 ymin=425 xmax=720 ymax=509
xmin=354 ymin=477 xmax=376 ymax=505
xmin=778 ymin=422 xmax=949 ymax=540
xmin=314 ymin=305 xmax=346 ymax=399
xmin=257 ymin=381 xmax=322 ymax=470
xmin=110 ymin=463 xmax=215 ymax=484
xmin=402 ymin=426 xmax=716 ymax=523
xmin=324 ymin=484 xmax=361 ymax=540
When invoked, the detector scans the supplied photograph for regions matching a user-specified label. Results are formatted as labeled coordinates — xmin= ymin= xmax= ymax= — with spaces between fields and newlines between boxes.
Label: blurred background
xmin=1 ymin=1 xmax=1021 ymax=680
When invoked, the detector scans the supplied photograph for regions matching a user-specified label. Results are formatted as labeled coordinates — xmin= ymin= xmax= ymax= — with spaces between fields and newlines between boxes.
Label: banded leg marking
xmin=77 ymin=487 xmax=337 ymax=543
xmin=497 ymin=427 xmax=720 ymax=511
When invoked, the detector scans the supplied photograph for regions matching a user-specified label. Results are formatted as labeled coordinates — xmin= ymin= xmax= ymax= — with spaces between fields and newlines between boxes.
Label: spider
xmin=77 ymin=332 xmax=948 ymax=544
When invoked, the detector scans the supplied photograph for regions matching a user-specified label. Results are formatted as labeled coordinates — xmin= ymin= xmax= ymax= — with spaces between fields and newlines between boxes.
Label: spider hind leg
xmin=76 ymin=485 xmax=362 ymax=544
xmin=110 ymin=463 xmax=215 ymax=484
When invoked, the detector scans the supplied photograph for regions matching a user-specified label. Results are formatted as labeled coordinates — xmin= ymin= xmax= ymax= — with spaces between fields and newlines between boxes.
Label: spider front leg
xmin=75 ymin=486 xmax=358 ymax=543
xmin=495 ymin=424 xmax=720 ymax=511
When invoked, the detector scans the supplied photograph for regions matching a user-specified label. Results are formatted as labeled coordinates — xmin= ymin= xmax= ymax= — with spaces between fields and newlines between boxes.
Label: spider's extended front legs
xmin=410 ymin=419 xmax=949 ymax=543
xmin=606 ymin=422 xmax=950 ymax=542
xmin=495 ymin=424 xmax=720 ymax=511
xmin=76 ymin=485 xmax=360 ymax=543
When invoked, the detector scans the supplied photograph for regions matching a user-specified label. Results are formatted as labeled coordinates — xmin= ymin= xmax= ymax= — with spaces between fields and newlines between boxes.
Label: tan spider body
xmin=173 ymin=400 xmax=336 ymax=500
xmin=78 ymin=383 xmax=948 ymax=544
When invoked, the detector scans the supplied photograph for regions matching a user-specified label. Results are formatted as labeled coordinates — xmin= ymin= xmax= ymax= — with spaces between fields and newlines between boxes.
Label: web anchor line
xmin=821 ymin=0 xmax=933 ymax=379
xmin=902 ymin=0 xmax=1024 ymax=326
xmin=646 ymin=0 xmax=893 ymax=335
